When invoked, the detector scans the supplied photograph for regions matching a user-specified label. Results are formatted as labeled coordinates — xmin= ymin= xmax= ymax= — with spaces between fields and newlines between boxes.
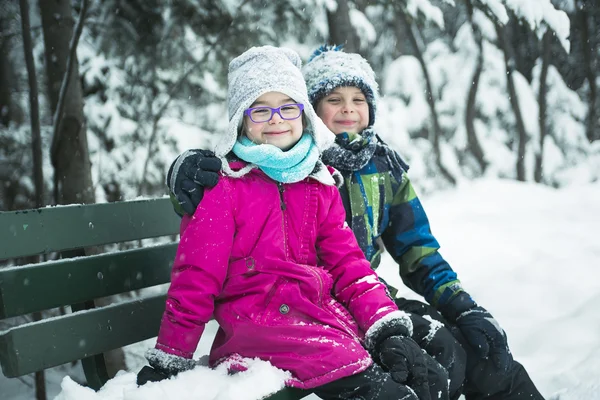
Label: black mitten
xmin=364 ymin=311 xmax=432 ymax=399
xmin=166 ymin=149 xmax=222 ymax=215
xmin=136 ymin=365 xmax=169 ymax=385
xmin=440 ymin=291 xmax=512 ymax=372
xmin=137 ymin=348 xmax=198 ymax=386
xmin=378 ymin=335 xmax=432 ymax=400
xmin=423 ymin=353 xmax=450 ymax=400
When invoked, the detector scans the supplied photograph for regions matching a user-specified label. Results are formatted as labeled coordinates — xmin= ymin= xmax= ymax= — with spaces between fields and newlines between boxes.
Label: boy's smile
xmin=336 ymin=119 xmax=360 ymax=127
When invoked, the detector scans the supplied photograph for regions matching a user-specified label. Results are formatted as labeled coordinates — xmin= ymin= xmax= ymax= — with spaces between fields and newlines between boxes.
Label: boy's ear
xmin=314 ymin=99 xmax=324 ymax=116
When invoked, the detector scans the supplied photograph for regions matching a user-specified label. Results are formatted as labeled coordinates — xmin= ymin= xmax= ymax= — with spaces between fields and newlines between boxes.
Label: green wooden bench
xmin=0 ymin=198 xmax=312 ymax=400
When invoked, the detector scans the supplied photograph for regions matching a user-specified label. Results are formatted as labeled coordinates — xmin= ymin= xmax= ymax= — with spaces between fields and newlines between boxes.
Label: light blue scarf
xmin=232 ymin=133 xmax=319 ymax=183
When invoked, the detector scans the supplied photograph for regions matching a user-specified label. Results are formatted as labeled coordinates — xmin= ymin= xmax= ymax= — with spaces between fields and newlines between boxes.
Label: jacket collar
xmin=227 ymin=160 xmax=338 ymax=186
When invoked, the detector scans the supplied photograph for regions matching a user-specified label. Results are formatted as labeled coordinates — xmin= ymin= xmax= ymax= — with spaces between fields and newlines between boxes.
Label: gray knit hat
xmin=302 ymin=45 xmax=379 ymax=126
xmin=215 ymin=45 xmax=335 ymax=158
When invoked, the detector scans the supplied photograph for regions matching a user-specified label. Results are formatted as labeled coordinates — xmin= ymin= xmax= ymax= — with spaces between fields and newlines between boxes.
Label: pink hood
xmin=156 ymin=162 xmax=399 ymax=388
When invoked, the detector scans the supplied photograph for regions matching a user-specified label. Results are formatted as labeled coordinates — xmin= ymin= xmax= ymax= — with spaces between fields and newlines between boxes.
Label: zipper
xmin=277 ymin=182 xmax=286 ymax=210
xmin=278 ymin=182 xmax=288 ymax=259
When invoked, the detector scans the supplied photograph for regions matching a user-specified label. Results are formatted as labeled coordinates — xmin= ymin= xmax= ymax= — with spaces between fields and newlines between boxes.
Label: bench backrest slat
xmin=0 ymin=198 xmax=179 ymax=260
xmin=0 ymin=243 xmax=176 ymax=318
xmin=0 ymin=293 xmax=166 ymax=378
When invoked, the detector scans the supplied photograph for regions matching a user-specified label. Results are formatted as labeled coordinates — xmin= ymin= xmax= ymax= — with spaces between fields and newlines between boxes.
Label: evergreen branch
xmin=136 ymin=0 xmax=252 ymax=196
xmin=471 ymin=0 xmax=507 ymax=27
xmin=154 ymin=0 xmax=252 ymax=119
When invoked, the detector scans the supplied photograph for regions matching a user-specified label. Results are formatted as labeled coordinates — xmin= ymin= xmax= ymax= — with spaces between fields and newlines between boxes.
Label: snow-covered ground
xmin=2 ymin=178 xmax=599 ymax=399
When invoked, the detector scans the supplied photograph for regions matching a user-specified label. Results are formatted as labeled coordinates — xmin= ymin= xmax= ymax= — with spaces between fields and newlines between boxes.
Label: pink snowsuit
xmin=156 ymin=161 xmax=400 ymax=388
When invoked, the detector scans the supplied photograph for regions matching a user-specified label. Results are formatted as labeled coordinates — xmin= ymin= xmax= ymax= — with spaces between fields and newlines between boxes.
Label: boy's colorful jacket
xmin=336 ymin=144 xmax=461 ymax=307
xmin=156 ymin=161 xmax=400 ymax=389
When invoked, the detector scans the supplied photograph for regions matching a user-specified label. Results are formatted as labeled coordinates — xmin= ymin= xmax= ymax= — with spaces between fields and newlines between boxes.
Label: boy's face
xmin=243 ymin=92 xmax=304 ymax=151
xmin=316 ymin=87 xmax=369 ymax=135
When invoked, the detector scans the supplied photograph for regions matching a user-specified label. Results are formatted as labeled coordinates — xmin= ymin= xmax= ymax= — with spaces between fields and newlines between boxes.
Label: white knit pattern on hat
xmin=302 ymin=46 xmax=379 ymax=125
xmin=215 ymin=46 xmax=335 ymax=159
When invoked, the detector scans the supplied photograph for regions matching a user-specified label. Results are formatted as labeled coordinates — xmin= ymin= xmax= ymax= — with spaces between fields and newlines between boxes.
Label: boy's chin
xmin=334 ymin=130 xmax=356 ymax=135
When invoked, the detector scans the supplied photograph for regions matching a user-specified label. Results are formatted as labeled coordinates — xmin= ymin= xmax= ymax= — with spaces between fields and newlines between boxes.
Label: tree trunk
xmin=0 ymin=38 xmax=14 ymax=127
xmin=38 ymin=0 xmax=94 ymax=205
xmin=400 ymin=10 xmax=456 ymax=185
xmin=579 ymin=1 xmax=598 ymax=142
xmin=509 ymin=19 xmax=538 ymax=84
xmin=20 ymin=0 xmax=43 ymax=208
xmin=465 ymin=1 xmax=487 ymax=174
xmin=32 ymin=312 xmax=46 ymax=400
xmin=326 ymin=0 xmax=360 ymax=53
xmin=0 ymin=3 xmax=23 ymax=127
xmin=38 ymin=0 xmax=128 ymax=383
xmin=496 ymin=22 xmax=527 ymax=182
xmin=20 ymin=4 xmax=45 ymax=398
xmin=535 ymin=31 xmax=552 ymax=183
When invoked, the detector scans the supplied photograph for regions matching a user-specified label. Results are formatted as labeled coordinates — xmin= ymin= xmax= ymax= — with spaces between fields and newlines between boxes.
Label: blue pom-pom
xmin=308 ymin=44 xmax=345 ymax=63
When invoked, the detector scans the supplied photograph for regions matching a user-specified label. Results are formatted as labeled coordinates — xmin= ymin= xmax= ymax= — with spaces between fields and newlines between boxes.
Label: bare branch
xmin=19 ymin=0 xmax=44 ymax=208
xmin=49 ymin=0 xmax=90 ymax=167
xmin=0 ymin=25 xmax=42 ymax=41
xmin=398 ymin=5 xmax=456 ymax=185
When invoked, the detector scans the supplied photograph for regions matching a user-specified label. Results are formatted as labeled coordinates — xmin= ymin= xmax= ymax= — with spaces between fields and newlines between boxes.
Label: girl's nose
xmin=269 ymin=111 xmax=284 ymax=124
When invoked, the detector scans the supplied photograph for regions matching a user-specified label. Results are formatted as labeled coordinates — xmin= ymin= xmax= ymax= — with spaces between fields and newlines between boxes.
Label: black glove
xmin=137 ymin=348 xmax=198 ymax=386
xmin=166 ymin=149 xmax=221 ymax=216
xmin=440 ymin=291 xmax=512 ymax=372
xmin=378 ymin=335 xmax=432 ymax=400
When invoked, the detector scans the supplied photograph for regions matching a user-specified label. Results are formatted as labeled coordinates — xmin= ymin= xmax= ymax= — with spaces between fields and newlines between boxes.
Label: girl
xmin=166 ymin=46 xmax=545 ymax=400
xmin=141 ymin=46 xmax=442 ymax=400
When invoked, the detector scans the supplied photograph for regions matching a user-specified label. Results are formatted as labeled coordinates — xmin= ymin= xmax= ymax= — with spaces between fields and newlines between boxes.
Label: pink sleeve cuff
xmin=155 ymin=342 xmax=194 ymax=359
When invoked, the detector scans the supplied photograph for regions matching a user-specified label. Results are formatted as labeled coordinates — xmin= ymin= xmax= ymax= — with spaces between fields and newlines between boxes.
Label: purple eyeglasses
xmin=244 ymin=103 xmax=305 ymax=123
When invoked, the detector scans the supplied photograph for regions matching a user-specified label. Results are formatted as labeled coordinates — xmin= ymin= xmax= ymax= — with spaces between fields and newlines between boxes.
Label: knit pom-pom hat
xmin=302 ymin=45 xmax=379 ymax=126
xmin=215 ymin=45 xmax=334 ymax=158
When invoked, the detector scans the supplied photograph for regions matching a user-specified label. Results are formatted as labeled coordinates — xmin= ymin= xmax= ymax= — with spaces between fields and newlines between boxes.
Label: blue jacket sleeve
xmin=380 ymin=171 xmax=463 ymax=307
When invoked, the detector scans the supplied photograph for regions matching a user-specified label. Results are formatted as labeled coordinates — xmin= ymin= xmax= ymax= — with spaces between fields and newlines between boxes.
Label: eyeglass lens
xmin=249 ymin=104 xmax=302 ymax=123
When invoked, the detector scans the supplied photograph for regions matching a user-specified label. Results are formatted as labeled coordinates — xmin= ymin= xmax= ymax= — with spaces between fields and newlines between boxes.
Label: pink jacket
xmin=156 ymin=162 xmax=399 ymax=388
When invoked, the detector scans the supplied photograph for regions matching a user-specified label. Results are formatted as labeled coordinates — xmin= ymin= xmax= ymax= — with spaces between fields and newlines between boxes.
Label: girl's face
xmin=316 ymin=86 xmax=369 ymax=135
xmin=243 ymin=92 xmax=304 ymax=151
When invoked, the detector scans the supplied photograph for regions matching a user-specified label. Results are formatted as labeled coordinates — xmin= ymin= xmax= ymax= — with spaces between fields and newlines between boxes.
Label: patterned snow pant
xmin=313 ymin=362 xmax=446 ymax=400
xmin=397 ymin=298 xmax=545 ymax=400
xmin=313 ymin=298 xmax=544 ymax=400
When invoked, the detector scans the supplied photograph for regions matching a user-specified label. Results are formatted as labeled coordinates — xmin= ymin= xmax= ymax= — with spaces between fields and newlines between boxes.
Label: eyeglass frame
xmin=243 ymin=103 xmax=305 ymax=123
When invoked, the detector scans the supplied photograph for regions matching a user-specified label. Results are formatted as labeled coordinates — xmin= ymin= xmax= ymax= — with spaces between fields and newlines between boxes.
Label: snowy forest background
xmin=1 ymin=0 xmax=599 ymax=211
xmin=1 ymin=0 xmax=599 ymax=399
